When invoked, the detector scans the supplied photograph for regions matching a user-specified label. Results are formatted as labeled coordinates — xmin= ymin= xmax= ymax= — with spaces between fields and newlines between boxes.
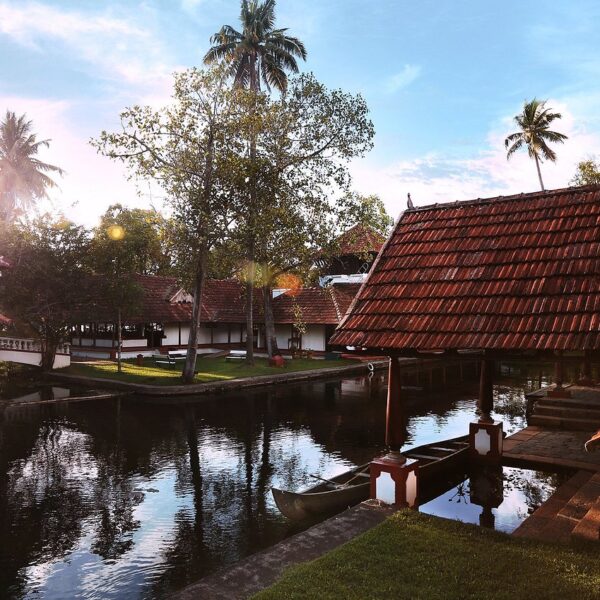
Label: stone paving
xmin=504 ymin=426 xmax=600 ymax=472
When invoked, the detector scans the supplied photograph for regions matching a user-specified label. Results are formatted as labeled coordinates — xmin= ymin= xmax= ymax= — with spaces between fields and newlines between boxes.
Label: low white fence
xmin=0 ymin=337 xmax=70 ymax=369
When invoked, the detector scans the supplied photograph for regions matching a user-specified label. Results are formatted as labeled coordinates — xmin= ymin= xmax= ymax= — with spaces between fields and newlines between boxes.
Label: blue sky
xmin=1 ymin=0 xmax=599 ymax=224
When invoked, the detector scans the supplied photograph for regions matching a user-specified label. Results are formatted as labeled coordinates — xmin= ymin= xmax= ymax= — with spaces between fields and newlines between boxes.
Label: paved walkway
xmin=171 ymin=502 xmax=393 ymax=600
xmin=504 ymin=426 xmax=600 ymax=472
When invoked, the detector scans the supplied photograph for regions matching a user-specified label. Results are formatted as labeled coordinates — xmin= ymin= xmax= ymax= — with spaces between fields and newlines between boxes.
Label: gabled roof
xmin=334 ymin=224 xmax=386 ymax=256
xmin=272 ymin=284 xmax=361 ymax=324
xmin=331 ymin=185 xmax=600 ymax=352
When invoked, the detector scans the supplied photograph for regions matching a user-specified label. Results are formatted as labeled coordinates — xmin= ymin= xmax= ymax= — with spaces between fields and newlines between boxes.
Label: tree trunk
xmin=183 ymin=250 xmax=207 ymax=383
xmin=245 ymin=262 xmax=255 ymax=365
xmin=117 ymin=307 xmax=122 ymax=373
xmin=262 ymin=284 xmax=279 ymax=358
xmin=534 ymin=153 xmax=545 ymax=191
xmin=244 ymin=52 xmax=260 ymax=366
xmin=40 ymin=329 xmax=57 ymax=371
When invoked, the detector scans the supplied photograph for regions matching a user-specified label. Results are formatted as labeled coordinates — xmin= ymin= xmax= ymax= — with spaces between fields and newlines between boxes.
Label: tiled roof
xmin=272 ymin=284 xmax=361 ymax=324
xmin=335 ymin=224 xmax=386 ymax=256
xmin=331 ymin=185 xmax=600 ymax=352
xmin=80 ymin=275 xmax=360 ymax=326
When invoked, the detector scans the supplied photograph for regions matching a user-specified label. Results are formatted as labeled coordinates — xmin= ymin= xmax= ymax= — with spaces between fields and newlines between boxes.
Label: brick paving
xmin=504 ymin=426 xmax=600 ymax=472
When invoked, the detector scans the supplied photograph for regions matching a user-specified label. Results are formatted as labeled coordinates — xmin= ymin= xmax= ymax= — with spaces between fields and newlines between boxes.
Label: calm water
xmin=0 ymin=363 xmax=567 ymax=599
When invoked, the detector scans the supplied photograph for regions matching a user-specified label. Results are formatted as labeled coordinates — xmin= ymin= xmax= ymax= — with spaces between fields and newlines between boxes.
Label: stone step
xmin=529 ymin=414 xmax=600 ymax=431
xmin=571 ymin=473 xmax=600 ymax=543
xmin=534 ymin=396 xmax=600 ymax=410
xmin=534 ymin=403 xmax=600 ymax=420
xmin=512 ymin=470 xmax=593 ymax=543
xmin=558 ymin=473 xmax=600 ymax=522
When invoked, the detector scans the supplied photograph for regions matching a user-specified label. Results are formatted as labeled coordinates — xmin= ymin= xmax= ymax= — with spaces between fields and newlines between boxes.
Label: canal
xmin=0 ymin=363 xmax=568 ymax=599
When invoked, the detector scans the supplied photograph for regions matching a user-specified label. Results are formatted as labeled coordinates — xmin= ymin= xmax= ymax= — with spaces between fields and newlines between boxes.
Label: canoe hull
xmin=272 ymin=435 xmax=469 ymax=520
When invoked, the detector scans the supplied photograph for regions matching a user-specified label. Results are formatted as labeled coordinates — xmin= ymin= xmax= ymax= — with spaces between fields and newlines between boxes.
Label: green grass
xmin=254 ymin=511 xmax=600 ymax=600
xmin=61 ymin=356 xmax=356 ymax=386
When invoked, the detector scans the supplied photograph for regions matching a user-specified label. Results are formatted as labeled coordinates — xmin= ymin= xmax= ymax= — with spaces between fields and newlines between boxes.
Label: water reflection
xmin=0 ymin=363 xmax=555 ymax=599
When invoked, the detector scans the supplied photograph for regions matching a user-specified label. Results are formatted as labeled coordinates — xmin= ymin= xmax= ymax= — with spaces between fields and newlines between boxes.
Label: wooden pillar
xmin=554 ymin=351 xmax=564 ymax=389
xmin=385 ymin=357 xmax=406 ymax=452
xmin=478 ymin=358 xmax=495 ymax=422
xmin=370 ymin=356 xmax=418 ymax=507
xmin=470 ymin=356 xmax=503 ymax=464
xmin=580 ymin=350 xmax=593 ymax=385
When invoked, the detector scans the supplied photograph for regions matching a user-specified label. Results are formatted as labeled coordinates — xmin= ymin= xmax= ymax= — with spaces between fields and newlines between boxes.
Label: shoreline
xmin=46 ymin=360 xmax=390 ymax=397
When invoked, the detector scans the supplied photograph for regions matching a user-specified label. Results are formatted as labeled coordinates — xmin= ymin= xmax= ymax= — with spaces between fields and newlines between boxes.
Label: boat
xmin=271 ymin=435 xmax=469 ymax=520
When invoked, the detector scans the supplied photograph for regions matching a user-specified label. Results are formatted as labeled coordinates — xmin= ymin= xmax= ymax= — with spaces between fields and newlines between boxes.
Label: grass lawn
xmin=61 ymin=356 xmax=356 ymax=385
xmin=254 ymin=511 xmax=600 ymax=600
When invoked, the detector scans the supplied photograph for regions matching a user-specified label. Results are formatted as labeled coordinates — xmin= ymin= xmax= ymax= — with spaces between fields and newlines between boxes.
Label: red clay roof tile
xmin=331 ymin=185 xmax=600 ymax=352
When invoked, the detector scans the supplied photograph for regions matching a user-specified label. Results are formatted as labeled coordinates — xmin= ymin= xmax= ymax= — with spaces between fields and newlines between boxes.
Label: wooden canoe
xmin=272 ymin=435 xmax=469 ymax=520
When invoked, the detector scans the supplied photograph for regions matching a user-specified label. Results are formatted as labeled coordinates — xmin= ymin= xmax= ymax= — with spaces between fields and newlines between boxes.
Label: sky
xmin=1 ymin=0 xmax=600 ymax=226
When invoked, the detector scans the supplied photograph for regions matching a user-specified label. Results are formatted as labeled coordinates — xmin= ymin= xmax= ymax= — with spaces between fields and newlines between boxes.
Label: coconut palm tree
xmin=203 ymin=0 xmax=306 ymax=364
xmin=505 ymin=99 xmax=568 ymax=191
xmin=0 ymin=110 xmax=63 ymax=221
xmin=203 ymin=0 xmax=307 ymax=93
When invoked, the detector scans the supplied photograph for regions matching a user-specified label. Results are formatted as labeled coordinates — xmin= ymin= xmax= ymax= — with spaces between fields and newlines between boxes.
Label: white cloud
xmin=385 ymin=64 xmax=421 ymax=93
xmin=0 ymin=2 xmax=176 ymax=103
xmin=351 ymin=99 xmax=600 ymax=219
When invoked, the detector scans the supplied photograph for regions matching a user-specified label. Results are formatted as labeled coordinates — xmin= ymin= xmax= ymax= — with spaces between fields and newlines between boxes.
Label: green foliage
xmin=89 ymin=204 xmax=174 ymax=275
xmin=255 ymin=510 xmax=600 ymax=600
xmin=0 ymin=216 xmax=92 ymax=369
xmin=505 ymin=99 xmax=568 ymax=191
xmin=340 ymin=192 xmax=394 ymax=236
xmin=0 ymin=110 xmax=64 ymax=222
xmin=204 ymin=0 xmax=307 ymax=93
xmin=571 ymin=158 xmax=600 ymax=186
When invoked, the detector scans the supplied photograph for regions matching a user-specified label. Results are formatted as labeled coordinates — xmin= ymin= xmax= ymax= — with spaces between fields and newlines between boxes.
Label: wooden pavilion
xmin=331 ymin=184 xmax=600 ymax=505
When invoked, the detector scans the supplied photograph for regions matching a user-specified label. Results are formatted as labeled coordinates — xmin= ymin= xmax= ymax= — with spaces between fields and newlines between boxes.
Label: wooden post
xmin=370 ymin=356 xmax=418 ymax=507
xmin=554 ymin=352 xmax=564 ymax=389
xmin=478 ymin=358 xmax=495 ymax=422
xmin=386 ymin=357 xmax=406 ymax=452
xmin=470 ymin=356 xmax=503 ymax=464
xmin=580 ymin=350 xmax=593 ymax=385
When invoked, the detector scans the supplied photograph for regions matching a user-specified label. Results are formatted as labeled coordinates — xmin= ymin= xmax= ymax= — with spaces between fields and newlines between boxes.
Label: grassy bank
xmin=61 ymin=356 xmax=356 ymax=386
xmin=254 ymin=511 xmax=600 ymax=600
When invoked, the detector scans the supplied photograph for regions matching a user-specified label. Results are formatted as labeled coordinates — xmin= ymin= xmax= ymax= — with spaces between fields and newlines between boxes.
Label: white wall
xmin=0 ymin=349 xmax=70 ymax=369
xmin=302 ymin=325 xmax=326 ymax=352
xmin=163 ymin=324 xmax=180 ymax=346
xmin=275 ymin=325 xmax=292 ymax=350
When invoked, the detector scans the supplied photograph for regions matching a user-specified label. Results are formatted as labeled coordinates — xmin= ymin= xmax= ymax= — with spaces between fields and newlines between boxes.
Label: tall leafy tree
xmin=504 ymin=99 xmax=568 ymax=191
xmin=0 ymin=216 xmax=92 ymax=370
xmin=204 ymin=0 xmax=306 ymax=364
xmin=94 ymin=67 xmax=245 ymax=383
xmin=571 ymin=158 xmax=600 ymax=186
xmin=0 ymin=111 xmax=64 ymax=222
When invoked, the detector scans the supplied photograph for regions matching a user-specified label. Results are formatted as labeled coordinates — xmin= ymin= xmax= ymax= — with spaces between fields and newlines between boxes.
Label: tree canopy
xmin=504 ymin=99 xmax=568 ymax=191
xmin=0 ymin=111 xmax=64 ymax=222
xmin=571 ymin=158 xmax=600 ymax=186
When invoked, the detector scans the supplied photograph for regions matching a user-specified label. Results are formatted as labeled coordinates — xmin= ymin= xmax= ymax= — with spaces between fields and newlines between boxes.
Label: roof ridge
xmin=405 ymin=184 xmax=600 ymax=213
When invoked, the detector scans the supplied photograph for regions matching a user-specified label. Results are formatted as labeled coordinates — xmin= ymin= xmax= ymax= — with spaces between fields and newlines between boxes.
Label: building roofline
xmin=406 ymin=183 xmax=600 ymax=214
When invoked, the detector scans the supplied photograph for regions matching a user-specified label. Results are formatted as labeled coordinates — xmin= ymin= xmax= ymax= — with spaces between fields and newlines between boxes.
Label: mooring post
xmin=469 ymin=356 xmax=503 ymax=464
xmin=370 ymin=357 xmax=418 ymax=508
